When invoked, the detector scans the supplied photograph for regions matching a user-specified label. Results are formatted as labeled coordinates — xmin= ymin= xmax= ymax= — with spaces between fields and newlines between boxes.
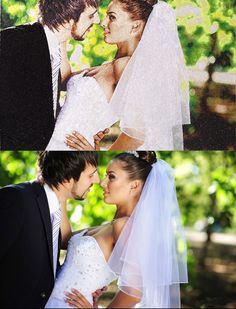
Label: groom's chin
xmin=73 ymin=195 xmax=85 ymax=201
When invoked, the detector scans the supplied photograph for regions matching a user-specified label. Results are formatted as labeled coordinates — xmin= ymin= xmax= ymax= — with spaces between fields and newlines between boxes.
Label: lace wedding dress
xmin=45 ymin=230 xmax=116 ymax=308
xmin=46 ymin=73 xmax=118 ymax=150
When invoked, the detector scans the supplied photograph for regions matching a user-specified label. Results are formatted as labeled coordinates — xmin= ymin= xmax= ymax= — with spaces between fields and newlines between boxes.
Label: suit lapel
xmin=31 ymin=181 xmax=54 ymax=273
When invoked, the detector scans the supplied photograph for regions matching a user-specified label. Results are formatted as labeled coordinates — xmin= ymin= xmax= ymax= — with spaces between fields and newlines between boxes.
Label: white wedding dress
xmin=45 ymin=230 xmax=117 ymax=308
xmin=46 ymin=73 xmax=118 ymax=150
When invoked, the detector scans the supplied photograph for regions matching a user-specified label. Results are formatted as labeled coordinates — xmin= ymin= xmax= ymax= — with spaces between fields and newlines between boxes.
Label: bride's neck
xmin=114 ymin=198 xmax=139 ymax=219
xmin=115 ymin=37 xmax=140 ymax=59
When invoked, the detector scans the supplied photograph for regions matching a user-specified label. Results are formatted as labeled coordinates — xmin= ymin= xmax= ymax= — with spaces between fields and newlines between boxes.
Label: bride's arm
xmin=109 ymin=133 xmax=143 ymax=150
xmin=107 ymin=291 xmax=140 ymax=308
xmin=60 ymin=42 xmax=72 ymax=90
xmin=60 ymin=201 xmax=72 ymax=250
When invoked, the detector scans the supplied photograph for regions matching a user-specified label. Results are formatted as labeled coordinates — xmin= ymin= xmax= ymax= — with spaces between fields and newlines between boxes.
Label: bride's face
xmin=101 ymin=0 xmax=141 ymax=44
xmin=101 ymin=160 xmax=137 ymax=205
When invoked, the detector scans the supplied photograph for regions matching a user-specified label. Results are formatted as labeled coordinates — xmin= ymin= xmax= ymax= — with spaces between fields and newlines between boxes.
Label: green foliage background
xmin=0 ymin=150 xmax=236 ymax=299
xmin=0 ymin=151 xmax=235 ymax=232
xmin=1 ymin=0 xmax=236 ymax=150
xmin=1 ymin=0 xmax=236 ymax=70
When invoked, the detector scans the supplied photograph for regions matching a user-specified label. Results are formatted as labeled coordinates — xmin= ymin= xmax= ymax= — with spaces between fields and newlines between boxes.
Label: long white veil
xmin=110 ymin=1 xmax=190 ymax=150
xmin=108 ymin=160 xmax=188 ymax=307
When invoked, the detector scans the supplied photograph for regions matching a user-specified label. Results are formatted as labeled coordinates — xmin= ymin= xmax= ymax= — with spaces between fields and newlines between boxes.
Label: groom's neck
xmin=50 ymin=24 xmax=72 ymax=44
xmin=52 ymin=184 xmax=69 ymax=205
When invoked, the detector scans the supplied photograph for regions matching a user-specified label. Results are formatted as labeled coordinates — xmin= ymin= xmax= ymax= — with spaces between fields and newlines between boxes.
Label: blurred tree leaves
xmin=2 ymin=0 xmax=235 ymax=71
xmin=1 ymin=0 xmax=235 ymax=149
xmin=0 ymin=151 xmax=235 ymax=232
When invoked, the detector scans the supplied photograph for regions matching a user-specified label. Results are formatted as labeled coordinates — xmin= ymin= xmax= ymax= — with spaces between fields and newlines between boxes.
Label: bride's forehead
xmin=107 ymin=160 xmax=125 ymax=172
xmin=107 ymin=1 xmax=124 ymax=13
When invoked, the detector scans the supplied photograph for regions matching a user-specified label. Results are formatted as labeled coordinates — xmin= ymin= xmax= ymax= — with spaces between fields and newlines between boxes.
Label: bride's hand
xmin=65 ymin=132 xmax=95 ymax=150
xmin=65 ymin=129 xmax=109 ymax=151
xmin=64 ymin=289 xmax=93 ymax=308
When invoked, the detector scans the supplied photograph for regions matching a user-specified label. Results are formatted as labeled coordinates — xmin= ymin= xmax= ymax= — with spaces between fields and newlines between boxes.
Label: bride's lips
xmin=104 ymin=29 xmax=110 ymax=35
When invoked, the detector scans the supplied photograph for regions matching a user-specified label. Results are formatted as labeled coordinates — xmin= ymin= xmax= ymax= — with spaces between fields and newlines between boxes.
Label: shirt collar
xmin=43 ymin=25 xmax=60 ymax=56
xmin=44 ymin=183 xmax=60 ymax=215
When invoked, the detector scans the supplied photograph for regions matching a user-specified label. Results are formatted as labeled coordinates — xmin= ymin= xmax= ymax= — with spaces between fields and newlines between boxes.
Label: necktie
xmin=52 ymin=48 xmax=62 ymax=119
xmin=52 ymin=208 xmax=61 ymax=277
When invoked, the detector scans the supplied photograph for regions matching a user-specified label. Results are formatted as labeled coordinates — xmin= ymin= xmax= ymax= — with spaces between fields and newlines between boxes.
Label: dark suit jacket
xmin=0 ymin=181 xmax=60 ymax=308
xmin=0 ymin=23 xmax=57 ymax=150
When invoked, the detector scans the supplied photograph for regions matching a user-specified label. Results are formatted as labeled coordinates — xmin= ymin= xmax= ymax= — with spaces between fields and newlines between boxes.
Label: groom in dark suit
xmin=0 ymin=0 xmax=100 ymax=150
xmin=0 ymin=151 xmax=100 ymax=308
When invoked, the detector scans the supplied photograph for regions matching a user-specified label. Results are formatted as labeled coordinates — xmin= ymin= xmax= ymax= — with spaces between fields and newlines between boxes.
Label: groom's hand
xmin=92 ymin=286 xmax=108 ymax=308
xmin=94 ymin=128 xmax=110 ymax=150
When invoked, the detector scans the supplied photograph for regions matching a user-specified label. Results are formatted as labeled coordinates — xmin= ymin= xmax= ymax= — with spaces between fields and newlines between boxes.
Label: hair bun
xmin=144 ymin=0 xmax=158 ymax=6
xmin=137 ymin=151 xmax=157 ymax=165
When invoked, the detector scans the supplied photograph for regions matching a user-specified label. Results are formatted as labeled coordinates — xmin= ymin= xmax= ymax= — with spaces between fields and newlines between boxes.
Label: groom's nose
xmin=94 ymin=12 xmax=100 ymax=24
xmin=93 ymin=171 xmax=100 ymax=184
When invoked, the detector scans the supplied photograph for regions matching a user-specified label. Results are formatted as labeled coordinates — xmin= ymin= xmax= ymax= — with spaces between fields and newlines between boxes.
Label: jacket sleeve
xmin=0 ymin=186 xmax=24 ymax=260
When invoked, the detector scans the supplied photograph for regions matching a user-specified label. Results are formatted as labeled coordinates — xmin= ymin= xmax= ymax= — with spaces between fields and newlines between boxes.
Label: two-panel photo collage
xmin=0 ymin=0 xmax=235 ymax=308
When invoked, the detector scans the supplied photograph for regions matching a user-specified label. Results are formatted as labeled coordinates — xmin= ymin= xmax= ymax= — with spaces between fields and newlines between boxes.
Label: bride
xmin=45 ymin=151 xmax=188 ymax=308
xmin=46 ymin=0 xmax=190 ymax=151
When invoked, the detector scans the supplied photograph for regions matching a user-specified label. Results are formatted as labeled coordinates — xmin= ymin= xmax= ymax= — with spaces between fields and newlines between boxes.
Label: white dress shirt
xmin=44 ymin=184 xmax=61 ymax=276
xmin=44 ymin=183 xmax=60 ymax=217
xmin=44 ymin=26 xmax=61 ymax=118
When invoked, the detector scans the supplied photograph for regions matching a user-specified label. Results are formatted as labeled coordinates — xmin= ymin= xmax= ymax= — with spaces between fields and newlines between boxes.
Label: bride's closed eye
xmin=109 ymin=15 xmax=116 ymax=21
xmin=105 ymin=173 xmax=115 ymax=181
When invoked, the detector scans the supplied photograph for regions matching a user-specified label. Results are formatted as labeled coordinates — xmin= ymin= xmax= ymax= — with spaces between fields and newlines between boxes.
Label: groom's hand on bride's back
xmin=94 ymin=128 xmax=110 ymax=150
xmin=92 ymin=286 xmax=108 ymax=308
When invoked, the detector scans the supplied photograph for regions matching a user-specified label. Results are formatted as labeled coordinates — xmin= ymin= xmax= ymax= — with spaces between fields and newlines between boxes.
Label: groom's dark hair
xmin=38 ymin=0 xmax=98 ymax=30
xmin=38 ymin=151 xmax=98 ymax=189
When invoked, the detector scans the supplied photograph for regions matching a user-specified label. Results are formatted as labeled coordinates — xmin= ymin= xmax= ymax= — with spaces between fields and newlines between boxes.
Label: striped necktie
xmin=52 ymin=48 xmax=62 ymax=119
xmin=52 ymin=208 xmax=61 ymax=277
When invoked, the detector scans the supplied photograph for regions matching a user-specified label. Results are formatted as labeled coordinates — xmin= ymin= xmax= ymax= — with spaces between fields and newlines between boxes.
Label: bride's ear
xmin=130 ymin=179 xmax=143 ymax=195
xmin=131 ymin=20 xmax=145 ymax=37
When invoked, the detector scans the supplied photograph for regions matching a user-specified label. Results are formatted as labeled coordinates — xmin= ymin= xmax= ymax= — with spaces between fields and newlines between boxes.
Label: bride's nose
xmin=100 ymin=177 xmax=108 ymax=189
xmin=101 ymin=17 xmax=108 ymax=28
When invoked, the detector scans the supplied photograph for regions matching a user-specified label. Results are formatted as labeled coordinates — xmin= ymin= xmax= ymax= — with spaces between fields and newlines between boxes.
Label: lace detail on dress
xmin=45 ymin=231 xmax=117 ymax=308
xmin=46 ymin=74 xmax=118 ymax=150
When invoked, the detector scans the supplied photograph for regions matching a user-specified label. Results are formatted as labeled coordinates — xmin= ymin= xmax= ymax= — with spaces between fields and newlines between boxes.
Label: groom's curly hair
xmin=38 ymin=0 xmax=98 ymax=30
xmin=37 ymin=151 xmax=98 ymax=189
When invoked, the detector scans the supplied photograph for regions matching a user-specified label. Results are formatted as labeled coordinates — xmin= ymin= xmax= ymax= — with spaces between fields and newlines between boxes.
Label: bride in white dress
xmin=45 ymin=151 xmax=188 ymax=308
xmin=46 ymin=0 xmax=190 ymax=151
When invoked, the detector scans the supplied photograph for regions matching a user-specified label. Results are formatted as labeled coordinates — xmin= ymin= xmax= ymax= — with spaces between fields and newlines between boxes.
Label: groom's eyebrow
xmin=89 ymin=169 xmax=98 ymax=176
xmin=89 ymin=9 xmax=98 ymax=17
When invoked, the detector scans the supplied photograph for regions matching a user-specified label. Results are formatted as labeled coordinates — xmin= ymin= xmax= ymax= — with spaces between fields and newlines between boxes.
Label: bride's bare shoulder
xmin=113 ymin=56 xmax=131 ymax=82
xmin=112 ymin=216 xmax=130 ymax=242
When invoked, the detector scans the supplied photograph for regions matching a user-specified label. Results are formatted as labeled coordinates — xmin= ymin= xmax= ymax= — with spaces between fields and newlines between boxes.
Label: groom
xmin=0 ymin=0 xmax=100 ymax=150
xmin=0 ymin=151 xmax=100 ymax=308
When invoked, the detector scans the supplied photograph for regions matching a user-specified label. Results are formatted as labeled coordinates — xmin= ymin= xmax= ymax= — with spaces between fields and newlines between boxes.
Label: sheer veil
xmin=108 ymin=160 xmax=188 ymax=308
xmin=110 ymin=1 xmax=190 ymax=150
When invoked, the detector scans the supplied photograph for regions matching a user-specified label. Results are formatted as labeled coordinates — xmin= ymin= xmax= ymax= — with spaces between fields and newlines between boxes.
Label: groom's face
xmin=71 ymin=6 xmax=100 ymax=41
xmin=70 ymin=164 xmax=100 ymax=200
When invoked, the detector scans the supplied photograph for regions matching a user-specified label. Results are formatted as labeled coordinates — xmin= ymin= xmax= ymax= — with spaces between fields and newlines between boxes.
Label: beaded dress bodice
xmin=46 ymin=73 xmax=118 ymax=150
xmin=45 ymin=230 xmax=117 ymax=308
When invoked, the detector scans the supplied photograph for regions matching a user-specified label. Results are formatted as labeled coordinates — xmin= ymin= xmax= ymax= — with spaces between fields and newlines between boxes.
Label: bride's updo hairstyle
xmin=117 ymin=0 xmax=158 ymax=22
xmin=113 ymin=151 xmax=157 ymax=183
